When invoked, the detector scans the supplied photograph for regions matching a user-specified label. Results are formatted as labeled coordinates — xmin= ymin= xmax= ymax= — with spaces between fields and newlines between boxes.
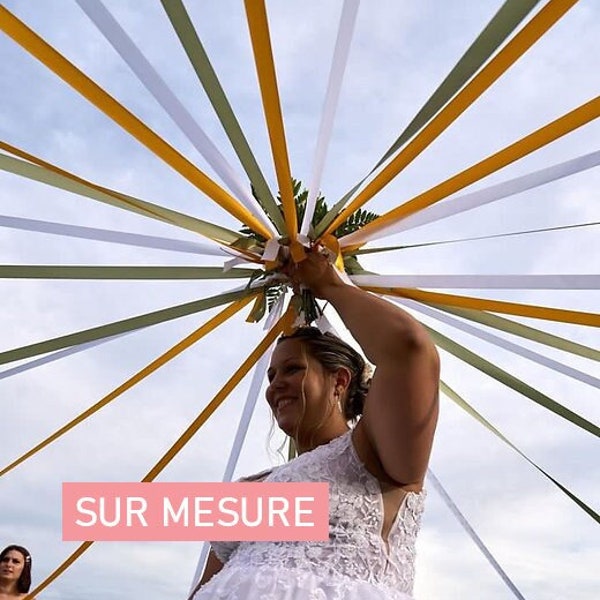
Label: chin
xmin=277 ymin=421 xmax=296 ymax=437
xmin=275 ymin=415 xmax=301 ymax=438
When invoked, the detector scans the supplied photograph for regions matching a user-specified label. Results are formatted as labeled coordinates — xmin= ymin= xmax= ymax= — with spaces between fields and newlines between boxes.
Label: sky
xmin=0 ymin=1 xmax=599 ymax=599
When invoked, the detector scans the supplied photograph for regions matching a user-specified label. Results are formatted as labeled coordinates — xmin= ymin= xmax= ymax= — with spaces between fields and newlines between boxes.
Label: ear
xmin=333 ymin=367 xmax=351 ymax=392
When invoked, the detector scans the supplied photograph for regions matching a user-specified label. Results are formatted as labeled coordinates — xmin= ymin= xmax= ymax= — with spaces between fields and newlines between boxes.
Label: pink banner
xmin=62 ymin=482 xmax=329 ymax=542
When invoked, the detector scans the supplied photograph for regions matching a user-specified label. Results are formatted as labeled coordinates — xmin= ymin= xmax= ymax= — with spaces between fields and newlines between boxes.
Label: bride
xmin=192 ymin=249 xmax=439 ymax=599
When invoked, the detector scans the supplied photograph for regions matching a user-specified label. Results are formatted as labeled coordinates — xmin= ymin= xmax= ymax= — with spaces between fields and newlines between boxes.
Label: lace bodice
xmin=211 ymin=431 xmax=425 ymax=595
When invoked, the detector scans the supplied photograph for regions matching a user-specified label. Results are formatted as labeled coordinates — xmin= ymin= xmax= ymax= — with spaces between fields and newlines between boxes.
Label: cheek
xmin=303 ymin=377 xmax=329 ymax=407
xmin=265 ymin=384 xmax=273 ymax=403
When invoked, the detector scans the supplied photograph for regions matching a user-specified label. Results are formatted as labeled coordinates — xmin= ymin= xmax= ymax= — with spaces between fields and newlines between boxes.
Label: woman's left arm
xmin=294 ymin=251 xmax=440 ymax=486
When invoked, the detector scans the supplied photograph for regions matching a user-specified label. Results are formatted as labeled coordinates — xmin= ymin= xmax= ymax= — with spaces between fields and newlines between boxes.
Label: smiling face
xmin=0 ymin=549 xmax=25 ymax=582
xmin=266 ymin=338 xmax=335 ymax=438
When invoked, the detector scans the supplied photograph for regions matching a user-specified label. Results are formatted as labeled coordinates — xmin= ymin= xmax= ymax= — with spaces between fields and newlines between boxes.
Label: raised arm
xmin=291 ymin=249 xmax=440 ymax=487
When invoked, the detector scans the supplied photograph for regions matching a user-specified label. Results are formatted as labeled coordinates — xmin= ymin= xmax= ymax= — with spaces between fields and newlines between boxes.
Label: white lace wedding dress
xmin=195 ymin=430 xmax=426 ymax=599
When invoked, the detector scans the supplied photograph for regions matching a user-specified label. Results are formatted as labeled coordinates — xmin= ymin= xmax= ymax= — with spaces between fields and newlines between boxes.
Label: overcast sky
xmin=0 ymin=1 xmax=599 ymax=599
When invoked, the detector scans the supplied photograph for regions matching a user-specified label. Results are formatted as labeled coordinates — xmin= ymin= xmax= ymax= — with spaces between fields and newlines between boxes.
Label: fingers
xmin=277 ymin=245 xmax=333 ymax=295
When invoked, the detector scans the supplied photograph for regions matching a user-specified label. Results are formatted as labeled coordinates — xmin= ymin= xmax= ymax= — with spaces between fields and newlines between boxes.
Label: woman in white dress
xmin=192 ymin=248 xmax=440 ymax=599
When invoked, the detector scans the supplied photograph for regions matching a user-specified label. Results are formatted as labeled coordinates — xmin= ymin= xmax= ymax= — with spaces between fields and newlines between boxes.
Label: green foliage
xmin=245 ymin=269 xmax=268 ymax=289
xmin=238 ymin=179 xmax=378 ymax=321
xmin=266 ymin=284 xmax=286 ymax=311
xmin=332 ymin=207 xmax=379 ymax=238
xmin=240 ymin=179 xmax=378 ymax=242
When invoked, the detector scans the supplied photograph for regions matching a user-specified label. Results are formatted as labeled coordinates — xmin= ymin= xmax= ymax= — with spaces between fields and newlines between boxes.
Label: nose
xmin=266 ymin=372 xmax=286 ymax=402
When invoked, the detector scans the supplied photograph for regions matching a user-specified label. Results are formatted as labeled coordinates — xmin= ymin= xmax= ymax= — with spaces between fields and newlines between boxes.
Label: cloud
xmin=1 ymin=1 xmax=598 ymax=598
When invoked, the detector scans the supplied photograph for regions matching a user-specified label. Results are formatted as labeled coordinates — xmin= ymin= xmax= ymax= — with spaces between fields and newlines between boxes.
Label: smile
xmin=275 ymin=398 xmax=295 ymax=411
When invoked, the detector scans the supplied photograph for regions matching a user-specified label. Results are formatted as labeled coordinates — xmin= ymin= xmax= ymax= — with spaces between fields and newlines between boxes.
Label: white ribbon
xmin=222 ymin=256 xmax=252 ymax=271
xmin=0 ymin=215 xmax=228 ymax=256
xmin=76 ymin=0 xmax=277 ymax=238
xmin=262 ymin=237 xmax=283 ymax=262
xmin=341 ymin=149 xmax=600 ymax=246
xmin=427 ymin=470 xmax=527 ymax=600
xmin=396 ymin=298 xmax=600 ymax=389
xmin=301 ymin=0 xmax=360 ymax=236
xmin=0 ymin=333 xmax=127 ymax=381
xmin=223 ymin=351 xmax=274 ymax=483
xmin=188 ymin=332 xmax=278 ymax=599
xmin=351 ymin=273 xmax=600 ymax=290
xmin=296 ymin=233 xmax=312 ymax=247
xmin=315 ymin=314 xmax=340 ymax=336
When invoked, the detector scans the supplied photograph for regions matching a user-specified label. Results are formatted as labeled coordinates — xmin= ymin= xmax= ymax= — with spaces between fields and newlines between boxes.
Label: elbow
xmin=387 ymin=322 xmax=439 ymax=369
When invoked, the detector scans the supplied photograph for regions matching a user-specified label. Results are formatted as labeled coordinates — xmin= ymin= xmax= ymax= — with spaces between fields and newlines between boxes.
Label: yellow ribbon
xmin=23 ymin=541 xmax=93 ymax=600
xmin=0 ymin=6 xmax=271 ymax=240
xmin=144 ymin=305 xmax=292 ymax=480
xmin=23 ymin=300 xmax=289 ymax=599
xmin=365 ymin=287 xmax=600 ymax=327
xmin=320 ymin=234 xmax=345 ymax=272
xmin=244 ymin=0 xmax=297 ymax=241
xmin=0 ymin=297 xmax=255 ymax=478
xmin=322 ymin=0 xmax=578 ymax=238
xmin=345 ymin=95 xmax=600 ymax=244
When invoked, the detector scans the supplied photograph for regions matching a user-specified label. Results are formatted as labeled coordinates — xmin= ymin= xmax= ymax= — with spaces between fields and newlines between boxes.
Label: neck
xmin=296 ymin=420 xmax=349 ymax=454
xmin=0 ymin=578 xmax=19 ymax=594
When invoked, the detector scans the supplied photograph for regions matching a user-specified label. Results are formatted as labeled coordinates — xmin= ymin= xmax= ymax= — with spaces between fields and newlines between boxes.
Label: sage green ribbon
xmin=441 ymin=380 xmax=599 ymax=523
xmin=376 ymin=0 xmax=541 ymax=168
xmin=0 ymin=296 xmax=257 ymax=479
xmin=0 ymin=150 xmax=241 ymax=245
xmin=0 ymin=287 xmax=255 ymax=366
xmin=431 ymin=304 xmax=599 ymax=362
xmin=0 ymin=266 xmax=258 ymax=280
xmin=351 ymin=221 xmax=600 ymax=255
xmin=425 ymin=325 xmax=599 ymax=439
xmin=160 ymin=0 xmax=283 ymax=233
xmin=316 ymin=0 xmax=541 ymax=235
